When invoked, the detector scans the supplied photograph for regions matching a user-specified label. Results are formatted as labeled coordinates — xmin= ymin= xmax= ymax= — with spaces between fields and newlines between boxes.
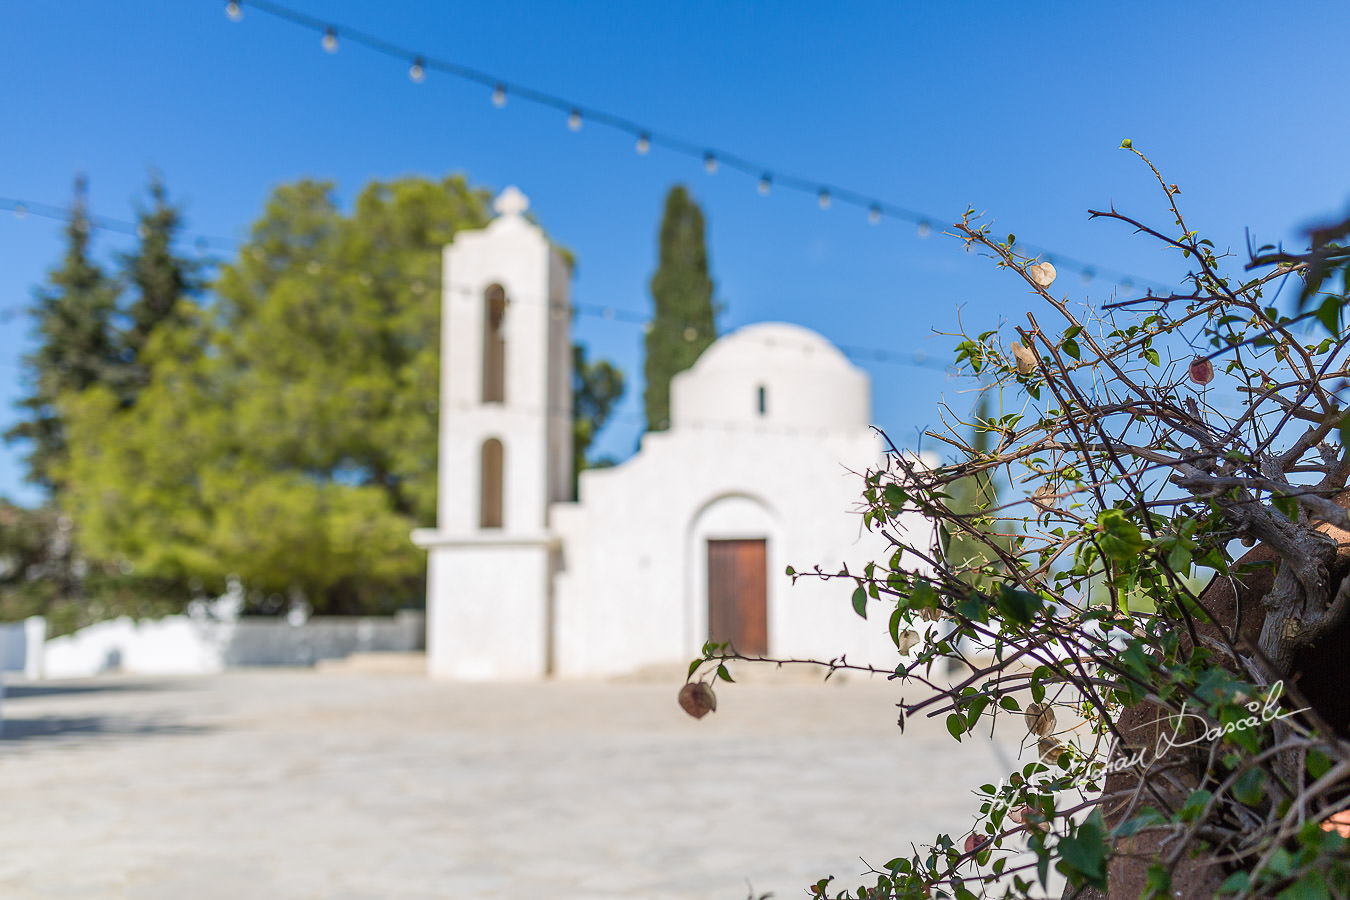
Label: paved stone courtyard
xmin=0 ymin=667 xmax=1027 ymax=899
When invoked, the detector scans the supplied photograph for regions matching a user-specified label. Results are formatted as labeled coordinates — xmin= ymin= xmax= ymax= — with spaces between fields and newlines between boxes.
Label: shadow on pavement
xmin=0 ymin=715 xmax=209 ymax=742
xmin=2 ymin=679 xmax=187 ymax=700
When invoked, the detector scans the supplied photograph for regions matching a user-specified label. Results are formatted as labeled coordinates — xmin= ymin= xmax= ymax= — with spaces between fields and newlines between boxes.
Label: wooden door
xmin=707 ymin=539 xmax=768 ymax=655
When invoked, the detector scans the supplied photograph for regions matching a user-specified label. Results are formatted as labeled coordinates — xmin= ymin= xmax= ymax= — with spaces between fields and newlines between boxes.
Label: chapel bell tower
xmin=412 ymin=186 xmax=572 ymax=679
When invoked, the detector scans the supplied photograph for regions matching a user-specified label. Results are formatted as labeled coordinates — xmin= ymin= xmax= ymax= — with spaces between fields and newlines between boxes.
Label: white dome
xmin=669 ymin=322 xmax=870 ymax=432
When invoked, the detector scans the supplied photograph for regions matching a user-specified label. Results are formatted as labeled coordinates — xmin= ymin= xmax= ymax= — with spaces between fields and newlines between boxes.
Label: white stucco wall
xmin=42 ymin=615 xmax=230 ymax=679
xmin=30 ymin=612 xmax=426 ymax=679
xmin=550 ymin=425 xmax=922 ymax=677
xmin=436 ymin=189 xmax=571 ymax=535
xmin=420 ymin=538 xmax=555 ymax=680
xmin=548 ymin=321 xmax=929 ymax=678
xmin=671 ymin=322 xmax=870 ymax=432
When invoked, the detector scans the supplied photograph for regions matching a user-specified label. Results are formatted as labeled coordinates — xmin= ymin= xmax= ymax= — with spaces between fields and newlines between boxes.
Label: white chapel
xmin=412 ymin=187 xmax=926 ymax=680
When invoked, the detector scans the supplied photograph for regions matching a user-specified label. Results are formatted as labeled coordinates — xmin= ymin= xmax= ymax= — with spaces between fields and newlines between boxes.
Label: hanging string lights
xmin=215 ymin=0 xmax=1166 ymax=294
xmin=0 ymin=193 xmax=962 ymax=373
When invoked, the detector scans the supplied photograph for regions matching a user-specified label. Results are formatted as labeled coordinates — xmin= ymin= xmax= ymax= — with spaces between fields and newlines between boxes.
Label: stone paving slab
xmin=0 ymin=670 xmax=1034 ymax=899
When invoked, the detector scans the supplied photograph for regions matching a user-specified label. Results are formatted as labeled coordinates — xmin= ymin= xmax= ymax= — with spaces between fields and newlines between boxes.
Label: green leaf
xmin=1315 ymin=296 xmax=1343 ymax=334
xmin=1308 ymin=749 xmax=1333 ymax=779
xmin=1273 ymin=495 xmax=1300 ymax=521
xmin=1166 ymin=542 xmax=1192 ymax=573
xmin=1179 ymin=789 xmax=1212 ymax=822
xmin=1113 ymin=807 xmax=1165 ymax=838
xmin=1217 ymin=871 xmax=1250 ymax=894
xmin=883 ymin=483 xmax=906 ymax=510
xmin=1061 ymin=338 xmax=1081 ymax=360
xmin=851 ymin=585 xmax=868 ymax=619
xmin=1279 ymin=872 xmax=1332 ymax=900
xmin=1057 ymin=809 xmax=1108 ymax=886
xmin=1097 ymin=510 xmax=1146 ymax=563
xmin=946 ymin=713 xmax=965 ymax=742
xmin=716 ymin=663 xmax=735 ymax=683
xmin=687 ymin=658 xmax=702 ymax=677
xmin=1143 ymin=864 xmax=1172 ymax=899
xmin=996 ymin=585 xmax=1043 ymax=625
xmin=1232 ymin=767 xmax=1265 ymax=805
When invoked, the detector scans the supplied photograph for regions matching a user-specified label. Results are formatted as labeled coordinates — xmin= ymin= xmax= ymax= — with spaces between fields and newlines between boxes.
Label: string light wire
xmin=0 ymin=194 xmax=957 ymax=373
xmin=221 ymin=0 xmax=1169 ymax=294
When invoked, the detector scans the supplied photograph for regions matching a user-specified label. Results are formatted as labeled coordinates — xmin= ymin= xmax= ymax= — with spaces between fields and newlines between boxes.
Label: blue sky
xmin=2 ymin=1 xmax=1347 ymax=507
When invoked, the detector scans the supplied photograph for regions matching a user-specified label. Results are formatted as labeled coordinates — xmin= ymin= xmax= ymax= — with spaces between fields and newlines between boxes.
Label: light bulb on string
xmin=757 ymin=174 xmax=772 ymax=196
xmin=635 ymin=133 xmax=651 ymax=155
xmin=567 ymin=108 xmax=582 ymax=131
xmin=492 ymin=84 xmax=507 ymax=108
xmin=703 ymin=153 xmax=718 ymax=174
xmin=916 ymin=220 xmax=932 ymax=239
xmin=322 ymin=27 xmax=338 ymax=53
xmin=12 ymin=203 xmax=27 ymax=220
xmin=868 ymin=204 xmax=881 ymax=225
xmin=226 ymin=0 xmax=242 ymax=21
xmin=817 ymin=189 xmax=831 ymax=210
xmin=1081 ymin=268 xmax=1095 ymax=284
xmin=409 ymin=58 xmax=425 ymax=82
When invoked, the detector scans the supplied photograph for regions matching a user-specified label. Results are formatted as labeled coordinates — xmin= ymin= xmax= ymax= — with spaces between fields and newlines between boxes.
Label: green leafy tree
xmin=62 ymin=175 xmax=492 ymax=614
xmin=572 ymin=343 xmax=625 ymax=496
xmin=644 ymin=185 xmax=717 ymax=432
xmin=4 ymin=176 xmax=123 ymax=493
xmin=689 ymin=146 xmax=1350 ymax=898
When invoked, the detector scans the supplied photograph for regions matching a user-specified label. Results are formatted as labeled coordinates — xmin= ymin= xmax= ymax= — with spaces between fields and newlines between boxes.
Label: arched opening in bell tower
xmin=482 ymin=284 xmax=508 ymax=403
xmin=480 ymin=438 xmax=505 ymax=529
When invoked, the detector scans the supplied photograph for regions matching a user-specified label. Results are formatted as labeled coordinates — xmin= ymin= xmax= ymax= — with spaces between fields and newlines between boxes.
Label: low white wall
xmin=33 ymin=610 xmax=425 ymax=679
xmin=43 ymin=615 xmax=229 ymax=679
xmin=0 ymin=621 xmax=25 ymax=673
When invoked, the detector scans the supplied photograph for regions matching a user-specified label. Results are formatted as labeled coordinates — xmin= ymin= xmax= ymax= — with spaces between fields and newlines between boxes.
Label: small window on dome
xmin=757 ymin=385 xmax=767 ymax=416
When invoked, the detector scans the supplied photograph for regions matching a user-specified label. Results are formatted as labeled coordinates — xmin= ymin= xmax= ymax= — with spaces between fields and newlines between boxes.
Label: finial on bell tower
xmin=493 ymin=185 xmax=529 ymax=219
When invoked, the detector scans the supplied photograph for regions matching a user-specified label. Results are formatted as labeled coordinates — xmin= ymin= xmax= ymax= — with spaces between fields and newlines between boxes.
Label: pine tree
xmin=3 ymin=176 xmax=123 ymax=493
xmin=117 ymin=174 xmax=203 ymax=401
xmin=644 ymin=185 xmax=717 ymax=432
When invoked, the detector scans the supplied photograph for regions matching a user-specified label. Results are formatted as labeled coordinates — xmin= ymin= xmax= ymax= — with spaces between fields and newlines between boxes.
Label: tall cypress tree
xmin=644 ymin=185 xmax=717 ymax=432
xmin=4 ymin=176 xmax=123 ymax=493
xmin=117 ymin=174 xmax=203 ymax=401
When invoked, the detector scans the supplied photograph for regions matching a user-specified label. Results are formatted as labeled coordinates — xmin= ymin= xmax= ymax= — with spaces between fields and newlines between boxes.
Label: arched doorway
xmin=687 ymin=494 xmax=777 ymax=657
